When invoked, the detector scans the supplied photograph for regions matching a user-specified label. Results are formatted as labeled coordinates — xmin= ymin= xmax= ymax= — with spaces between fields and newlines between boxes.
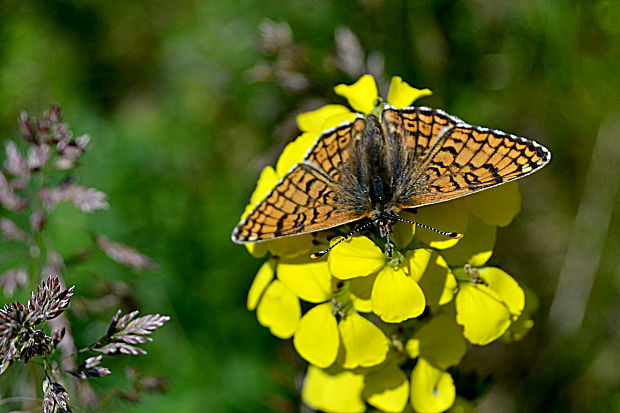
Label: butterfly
xmin=231 ymin=105 xmax=551 ymax=257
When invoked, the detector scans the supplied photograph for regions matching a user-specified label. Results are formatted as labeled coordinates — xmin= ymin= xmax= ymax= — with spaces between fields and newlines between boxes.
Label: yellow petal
xmin=339 ymin=312 xmax=389 ymax=369
xmin=410 ymin=359 xmax=456 ymax=413
xmin=455 ymin=282 xmax=510 ymax=345
xmin=349 ymin=272 xmax=377 ymax=313
xmin=411 ymin=314 xmax=466 ymax=369
xmin=278 ymin=256 xmax=332 ymax=303
xmin=465 ymin=182 xmax=521 ymax=227
xmin=418 ymin=252 xmax=457 ymax=306
xmin=403 ymin=248 xmax=432 ymax=282
xmin=387 ymin=76 xmax=433 ymax=108
xmin=371 ymin=266 xmax=425 ymax=323
xmin=503 ymin=285 xmax=539 ymax=342
xmin=441 ymin=215 xmax=496 ymax=267
xmin=406 ymin=338 xmax=420 ymax=359
xmin=247 ymin=260 xmax=275 ymax=310
xmin=322 ymin=111 xmax=358 ymax=130
xmin=334 ymin=74 xmax=379 ymax=114
xmin=256 ymin=280 xmax=300 ymax=339
xmin=302 ymin=365 xmax=365 ymax=413
xmin=294 ymin=302 xmax=340 ymax=368
xmin=392 ymin=212 xmax=416 ymax=248
xmin=414 ymin=199 xmax=469 ymax=249
xmin=478 ymin=267 xmax=525 ymax=318
xmin=275 ymin=132 xmax=319 ymax=177
xmin=329 ymin=235 xmax=385 ymax=280
xmin=263 ymin=233 xmax=315 ymax=258
xmin=296 ymin=104 xmax=352 ymax=133
xmin=245 ymin=242 xmax=269 ymax=259
xmin=364 ymin=362 xmax=410 ymax=412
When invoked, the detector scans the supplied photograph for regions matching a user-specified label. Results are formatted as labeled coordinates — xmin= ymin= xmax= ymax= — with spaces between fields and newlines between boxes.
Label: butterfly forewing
xmin=397 ymin=120 xmax=551 ymax=209
xmin=232 ymin=121 xmax=367 ymax=243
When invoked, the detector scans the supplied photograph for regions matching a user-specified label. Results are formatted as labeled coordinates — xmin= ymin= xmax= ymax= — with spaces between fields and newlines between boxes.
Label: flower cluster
xmin=238 ymin=75 xmax=536 ymax=412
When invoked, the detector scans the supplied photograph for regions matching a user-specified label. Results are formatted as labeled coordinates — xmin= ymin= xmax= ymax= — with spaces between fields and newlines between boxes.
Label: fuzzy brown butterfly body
xmin=231 ymin=106 xmax=550 ymax=255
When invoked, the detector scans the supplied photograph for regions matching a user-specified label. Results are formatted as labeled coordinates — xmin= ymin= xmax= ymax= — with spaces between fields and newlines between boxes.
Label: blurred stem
xmin=29 ymin=229 xmax=47 ymax=285
xmin=26 ymin=357 xmax=41 ymax=411
xmin=28 ymin=230 xmax=43 ymax=289
xmin=27 ymin=165 xmax=47 ymax=288
xmin=43 ymin=355 xmax=55 ymax=382
xmin=0 ymin=396 xmax=41 ymax=406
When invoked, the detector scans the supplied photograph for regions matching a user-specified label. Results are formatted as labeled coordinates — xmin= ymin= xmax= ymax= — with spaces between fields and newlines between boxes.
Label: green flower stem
xmin=332 ymin=280 xmax=354 ymax=318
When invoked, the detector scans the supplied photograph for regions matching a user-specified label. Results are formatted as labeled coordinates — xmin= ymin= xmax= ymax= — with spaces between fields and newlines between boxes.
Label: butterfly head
xmin=310 ymin=210 xmax=398 ymax=260
xmin=372 ymin=210 xmax=397 ymax=239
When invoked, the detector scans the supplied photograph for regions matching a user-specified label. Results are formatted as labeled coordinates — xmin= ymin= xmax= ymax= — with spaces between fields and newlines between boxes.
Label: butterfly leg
xmin=384 ymin=231 xmax=394 ymax=258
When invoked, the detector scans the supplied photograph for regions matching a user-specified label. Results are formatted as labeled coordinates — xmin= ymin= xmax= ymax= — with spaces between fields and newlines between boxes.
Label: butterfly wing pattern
xmin=232 ymin=119 xmax=370 ymax=243
xmin=232 ymin=106 xmax=550 ymax=244
xmin=382 ymin=106 xmax=550 ymax=209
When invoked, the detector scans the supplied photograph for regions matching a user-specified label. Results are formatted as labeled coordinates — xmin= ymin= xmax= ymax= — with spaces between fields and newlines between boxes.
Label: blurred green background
xmin=1 ymin=0 xmax=620 ymax=412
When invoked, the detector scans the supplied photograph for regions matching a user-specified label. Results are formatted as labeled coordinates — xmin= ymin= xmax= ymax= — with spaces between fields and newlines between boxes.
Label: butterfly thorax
xmin=347 ymin=114 xmax=403 ymax=253
xmin=352 ymin=114 xmax=398 ymax=210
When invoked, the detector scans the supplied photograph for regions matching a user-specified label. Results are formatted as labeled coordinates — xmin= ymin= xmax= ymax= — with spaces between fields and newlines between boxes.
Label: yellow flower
xmin=247 ymin=260 xmax=301 ymax=338
xmin=465 ymin=181 xmax=521 ymax=227
xmin=247 ymin=255 xmax=389 ymax=369
xmin=328 ymin=234 xmax=429 ymax=323
xmin=502 ymin=284 xmax=539 ymax=342
xmin=239 ymin=74 xmax=534 ymax=413
xmin=278 ymin=255 xmax=389 ymax=369
xmin=414 ymin=199 xmax=469 ymax=250
xmin=454 ymin=265 xmax=525 ymax=345
xmin=387 ymin=76 xmax=433 ymax=109
xmin=403 ymin=314 xmax=464 ymax=413
xmin=405 ymin=313 xmax=467 ymax=370
xmin=294 ymin=301 xmax=341 ymax=368
xmin=302 ymin=365 xmax=365 ymax=413
xmin=441 ymin=215 xmax=497 ymax=268
xmin=296 ymin=104 xmax=354 ymax=134
xmin=417 ymin=251 xmax=457 ymax=307
xmin=363 ymin=360 xmax=410 ymax=412
xmin=410 ymin=358 xmax=456 ymax=413
xmin=334 ymin=74 xmax=433 ymax=114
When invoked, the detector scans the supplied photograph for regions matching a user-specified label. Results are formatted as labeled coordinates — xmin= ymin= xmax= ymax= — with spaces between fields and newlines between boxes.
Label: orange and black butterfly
xmin=231 ymin=106 xmax=551 ymax=257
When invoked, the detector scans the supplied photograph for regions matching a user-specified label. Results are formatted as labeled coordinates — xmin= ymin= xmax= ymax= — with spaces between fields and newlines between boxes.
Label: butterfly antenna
xmin=310 ymin=221 xmax=374 ymax=259
xmin=395 ymin=217 xmax=462 ymax=239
